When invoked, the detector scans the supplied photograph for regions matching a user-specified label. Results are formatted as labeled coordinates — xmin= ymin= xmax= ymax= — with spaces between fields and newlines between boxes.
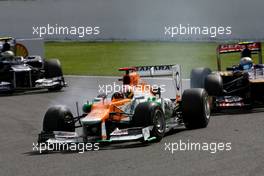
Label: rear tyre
xmin=182 ymin=88 xmax=210 ymax=129
xmin=190 ymin=68 xmax=212 ymax=88
xmin=204 ymin=73 xmax=223 ymax=96
xmin=132 ymin=102 xmax=166 ymax=142
xmin=42 ymin=105 xmax=75 ymax=133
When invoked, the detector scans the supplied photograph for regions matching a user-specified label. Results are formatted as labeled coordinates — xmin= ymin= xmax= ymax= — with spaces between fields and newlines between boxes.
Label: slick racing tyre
xmin=44 ymin=59 xmax=63 ymax=78
xmin=204 ymin=73 xmax=223 ymax=96
xmin=182 ymin=88 xmax=210 ymax=129
xmin=44 ymin=59 xmax=64 ymax=91
xmin=42 ymin=105 xmax=75 ymax=132
xmin=132 ymin=102 xmax=166 ymax=142
xmin=190 ymin=68 xmax=212 ymax=88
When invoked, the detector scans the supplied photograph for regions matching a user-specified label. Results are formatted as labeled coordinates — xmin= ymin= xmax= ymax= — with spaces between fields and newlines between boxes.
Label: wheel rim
xmin=64 ymin=114 xmax=73 ymax=123
xmin=154 ymin=111 xmax=164 ymax=133
xmin=204 ymin=96 xmax=210 ymax=120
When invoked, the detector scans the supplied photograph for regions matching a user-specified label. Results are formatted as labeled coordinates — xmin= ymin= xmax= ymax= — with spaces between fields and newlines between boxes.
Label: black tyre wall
xmin=190 ymin=68 xmax=212 ymax=88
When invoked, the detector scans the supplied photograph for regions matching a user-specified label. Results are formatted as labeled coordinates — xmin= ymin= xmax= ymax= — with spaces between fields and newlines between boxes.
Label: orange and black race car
xmin=191 ymin=42 xmax=264 ymax=110
xmin=38 ymin=65 xmax=210 ymax=146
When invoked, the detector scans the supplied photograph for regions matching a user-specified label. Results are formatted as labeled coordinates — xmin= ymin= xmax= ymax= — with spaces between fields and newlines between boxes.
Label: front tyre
xmin=132 ymin=102 xmax=166 ymax=142
xmin=42 ymin=105 xmax=75 ymax=133
xmin=182 ymin=88 xmax=210 ymax=129
xmin=44 ymin=59 xmax=64 ymax=92
xmin=44 ymin=59 xmax=63 ymax=78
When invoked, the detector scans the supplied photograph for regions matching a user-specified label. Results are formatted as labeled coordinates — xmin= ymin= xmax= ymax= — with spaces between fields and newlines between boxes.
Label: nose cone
xmin=81 ymin=104 xmax=109 ymax=125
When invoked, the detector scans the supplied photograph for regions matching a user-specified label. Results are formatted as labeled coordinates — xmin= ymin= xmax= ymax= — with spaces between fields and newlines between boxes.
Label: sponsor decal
xmin=110 ymin=128 xmax=129 ymax=136
xmin=218 ymin=42 xmax=261 ymax=54
xmin=135 ymin=65 xmax=172 ymax=72
xmin=15 ymin=43 xmax=29 ymax=58
xmin=142 ymin=127 xmax=150 ymax=140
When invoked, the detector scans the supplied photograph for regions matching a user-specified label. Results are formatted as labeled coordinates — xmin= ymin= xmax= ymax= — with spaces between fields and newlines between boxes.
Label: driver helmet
xmin=111 ymin=92 xmax=124 ymax=101
xmin=0 ymin=51 xmax=15 ymax=59
xmin=239 ymin=57 xmax=253 ymax=70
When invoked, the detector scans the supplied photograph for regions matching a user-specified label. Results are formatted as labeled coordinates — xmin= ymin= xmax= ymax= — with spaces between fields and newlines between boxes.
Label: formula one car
xmin=38 ymin=65 xmax=210 ymax=145
xmin=0 ymin=37 xmax=66 ymax=93
xmin=191 ymin=41 xmax=264 ymax=110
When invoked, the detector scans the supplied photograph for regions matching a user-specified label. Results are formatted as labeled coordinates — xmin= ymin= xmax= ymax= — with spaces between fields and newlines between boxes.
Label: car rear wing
xmin=135 ymin=64 xmax=182 ymax=100
xmin=216 ymin=42 xmax=262 ymax=71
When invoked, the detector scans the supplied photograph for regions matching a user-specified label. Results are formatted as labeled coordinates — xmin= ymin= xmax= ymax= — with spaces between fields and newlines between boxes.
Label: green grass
xmin=45 ymin=41 xmax=263 ymax=78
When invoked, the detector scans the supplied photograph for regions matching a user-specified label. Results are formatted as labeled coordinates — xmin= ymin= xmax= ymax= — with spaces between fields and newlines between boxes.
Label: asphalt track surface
xmin=0 ymin=76 xmax=264 ymax=176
